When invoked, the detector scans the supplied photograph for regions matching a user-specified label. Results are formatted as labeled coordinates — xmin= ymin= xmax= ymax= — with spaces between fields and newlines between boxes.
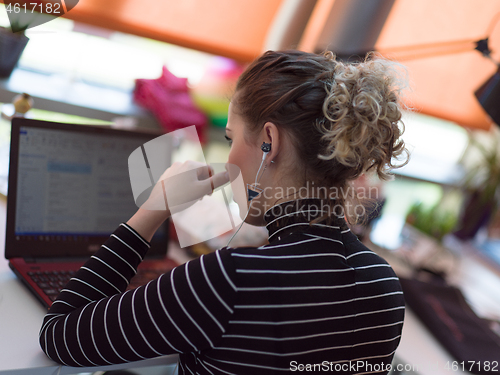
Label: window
xmin=1 ymin=4 xmax=218 ymax=91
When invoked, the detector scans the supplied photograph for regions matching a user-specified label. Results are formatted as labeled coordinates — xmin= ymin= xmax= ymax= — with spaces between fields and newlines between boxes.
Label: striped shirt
xmin=40 ymin=199 xmax=405 ymax=374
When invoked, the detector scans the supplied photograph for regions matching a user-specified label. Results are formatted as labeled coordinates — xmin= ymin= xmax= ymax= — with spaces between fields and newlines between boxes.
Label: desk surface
xmin=0 ymin=196 xmax=178 ymax=375
xmin=1 ymin=196 xmax=499 ymax=375
xmin=1 ymin=251 xmax=178 ymax=375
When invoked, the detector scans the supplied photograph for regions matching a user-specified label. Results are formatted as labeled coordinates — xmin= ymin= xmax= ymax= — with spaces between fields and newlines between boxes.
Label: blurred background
xmin=1 ymin=1 xmax=500 ymax=374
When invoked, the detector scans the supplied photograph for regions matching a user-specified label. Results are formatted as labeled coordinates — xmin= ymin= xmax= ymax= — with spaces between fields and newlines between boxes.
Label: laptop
xmin=5 ymin=118 xmax=175 ymax=308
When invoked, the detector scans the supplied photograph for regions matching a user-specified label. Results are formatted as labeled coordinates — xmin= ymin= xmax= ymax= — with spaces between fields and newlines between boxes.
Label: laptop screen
xmin=5 ymin=118 xmax=170 ymax=259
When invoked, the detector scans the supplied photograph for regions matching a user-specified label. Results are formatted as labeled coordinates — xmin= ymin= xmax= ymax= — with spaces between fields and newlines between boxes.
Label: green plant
xmin=406 ymin=201 xmax=458 ymax=241
xmin=462 ymin=131 xmax=500 ymax=207
xmin=3 ymin=2 xmax=40 ymax=34
xmin=453 ymin=130 xmax=500 ymax=239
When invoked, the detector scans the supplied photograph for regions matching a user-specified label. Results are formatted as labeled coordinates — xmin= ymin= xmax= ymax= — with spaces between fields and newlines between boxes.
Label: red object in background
xmin=134 ymin=66 xmax=208 ymax=143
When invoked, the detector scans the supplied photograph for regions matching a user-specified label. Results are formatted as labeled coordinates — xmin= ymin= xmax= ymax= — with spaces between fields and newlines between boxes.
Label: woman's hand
xmin=144 ymin=161 xmax=228 ymax=212
xmin=127 ymin=161 xmax=230 ymax=242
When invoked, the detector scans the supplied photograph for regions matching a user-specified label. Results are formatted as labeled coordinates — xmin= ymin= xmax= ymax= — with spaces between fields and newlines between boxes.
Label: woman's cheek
xmin=226 ymin=157 xmax=250 ymax=220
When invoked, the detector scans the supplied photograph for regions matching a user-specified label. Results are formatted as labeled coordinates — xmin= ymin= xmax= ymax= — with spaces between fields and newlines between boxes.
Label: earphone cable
xmin=226 ymin=157 xmax=267 ymax=248
xmin=225 ymin=198 xmax=254 ymax=247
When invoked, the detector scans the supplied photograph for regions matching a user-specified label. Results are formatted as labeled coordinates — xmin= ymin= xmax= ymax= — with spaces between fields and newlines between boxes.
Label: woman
xmin=40 ymin=50 xmax=408 ymax=374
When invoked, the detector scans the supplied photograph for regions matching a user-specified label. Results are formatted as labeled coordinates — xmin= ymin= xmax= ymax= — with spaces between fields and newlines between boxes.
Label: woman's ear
xmin=262 ymin=122 xmax=280 ymax=163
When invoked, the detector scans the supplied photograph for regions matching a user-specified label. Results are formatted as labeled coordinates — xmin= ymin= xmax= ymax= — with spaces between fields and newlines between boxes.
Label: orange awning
xmin=299 ymin=0 xmax=500 ymax=130
xmin=4 ymin=0 xmax=498 ymax=130
xmin=66 ymin=0 xmax=500 ymax=130
xmin=57 ymin=0 xmax=283 ymax=63
xmin=374 ymin=0 xmax=500 ymax=130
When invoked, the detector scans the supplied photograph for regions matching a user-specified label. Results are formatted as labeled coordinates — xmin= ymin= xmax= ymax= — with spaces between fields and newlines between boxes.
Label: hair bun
xmin=317 ymin=55 xmax=408 ymax=180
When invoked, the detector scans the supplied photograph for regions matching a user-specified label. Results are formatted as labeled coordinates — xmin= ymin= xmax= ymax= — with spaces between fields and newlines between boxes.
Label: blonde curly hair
xmin=317 ymin=51 xmax=408 ymax=179
xmin=234 ymin=50 xmax=409 ymax=220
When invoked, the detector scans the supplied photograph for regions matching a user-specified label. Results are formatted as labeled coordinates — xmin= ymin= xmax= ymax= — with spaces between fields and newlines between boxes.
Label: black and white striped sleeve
xmin=39 ymin=223 xmax=238 ymax=367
